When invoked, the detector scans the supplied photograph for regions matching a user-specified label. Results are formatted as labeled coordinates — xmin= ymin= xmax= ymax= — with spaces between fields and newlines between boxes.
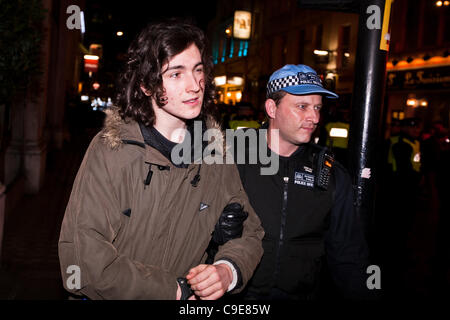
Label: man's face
xmin=268 ymin=93 xmax=322 ymax=146
xmin=153 ymin=43 xmax=205 ymax=123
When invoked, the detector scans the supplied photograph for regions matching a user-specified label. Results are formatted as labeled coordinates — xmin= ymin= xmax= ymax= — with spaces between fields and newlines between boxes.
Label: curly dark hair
xmin=115 ymin=18 xmax=216 ymax=126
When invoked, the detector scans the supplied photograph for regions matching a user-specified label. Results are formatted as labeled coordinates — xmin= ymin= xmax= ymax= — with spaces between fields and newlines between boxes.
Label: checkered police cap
xmin=266 ymin=64 xmax=338 ymax=99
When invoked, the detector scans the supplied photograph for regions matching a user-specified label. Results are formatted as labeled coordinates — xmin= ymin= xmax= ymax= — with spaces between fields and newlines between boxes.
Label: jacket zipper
xmin=273 ymin=175 xmax=289 ymax=282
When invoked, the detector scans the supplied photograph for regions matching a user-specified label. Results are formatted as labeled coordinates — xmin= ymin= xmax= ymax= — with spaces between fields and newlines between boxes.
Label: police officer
xmin=385 ymin=117 xmax=423 ymax=292
xmin=387 ymin=117 xmax=422 ymax=236
xmin=235 ymin=64 xmax=374 ymax=300
xmin=388 ymin=118 xmax=422 ymax=179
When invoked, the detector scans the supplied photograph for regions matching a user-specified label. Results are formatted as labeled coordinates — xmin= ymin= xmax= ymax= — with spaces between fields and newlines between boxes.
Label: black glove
xmin=212 ymin=202 xmax=248 ymax=245
xmin=205 ymin=203 xmax=248 ymax=264
xmin=176 ymin=277 xmax=194 ymax=300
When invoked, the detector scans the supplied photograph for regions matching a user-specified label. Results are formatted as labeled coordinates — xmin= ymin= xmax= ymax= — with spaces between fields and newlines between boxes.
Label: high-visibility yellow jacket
xmin=387 ymin=135 xmax=421 ymax=173
xmin=325 ymin=122 xmax=349 ymax=149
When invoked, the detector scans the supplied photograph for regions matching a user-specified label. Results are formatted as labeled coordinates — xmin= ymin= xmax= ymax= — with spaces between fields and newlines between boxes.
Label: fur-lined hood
xmin=100 ymin=107 xmax=224 ymax=152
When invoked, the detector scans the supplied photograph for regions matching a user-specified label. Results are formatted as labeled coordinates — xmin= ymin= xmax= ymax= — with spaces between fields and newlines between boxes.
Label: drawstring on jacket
xmin=143 ymin=163 xmax=170 ymax=187
xmin=190 ymin=164 xmax=201 ymax=187
xmin=144 ymin=164 xmax=153 ymax=187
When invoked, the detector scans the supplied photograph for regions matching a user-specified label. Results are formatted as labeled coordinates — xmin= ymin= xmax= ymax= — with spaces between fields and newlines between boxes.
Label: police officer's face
xmin=267 ymin=93 xmax=322 ymax=148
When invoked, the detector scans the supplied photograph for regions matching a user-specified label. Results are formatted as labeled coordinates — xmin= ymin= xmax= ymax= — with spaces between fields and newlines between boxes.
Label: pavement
xmin=0 ymin=125 xmax=97 ymax=300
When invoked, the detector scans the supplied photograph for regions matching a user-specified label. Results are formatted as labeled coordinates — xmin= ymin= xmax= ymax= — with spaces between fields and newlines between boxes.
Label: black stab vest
xmin=237 ymin=141 xmax=335 ymax=297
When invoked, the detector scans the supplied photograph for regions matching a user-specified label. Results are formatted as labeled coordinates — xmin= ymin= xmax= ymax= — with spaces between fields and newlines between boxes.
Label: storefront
xmin=385 ymin=60 xmax=450 ymax=136
xmin=213 ymin=75 xmax=245 ymax=105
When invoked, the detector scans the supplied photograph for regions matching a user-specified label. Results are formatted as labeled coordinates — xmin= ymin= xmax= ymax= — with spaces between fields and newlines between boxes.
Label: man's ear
xmin=140 ymin=84 xmax=151 ymax=97
xmin=265 ymin=99 xmax=277 ymax=119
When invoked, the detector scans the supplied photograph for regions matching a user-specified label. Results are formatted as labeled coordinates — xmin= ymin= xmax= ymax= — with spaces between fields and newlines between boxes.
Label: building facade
xmin=385 ymin=0 xmax=450 ymax=136
xmin=0 ymin=0 xmax=85 ymax=239
xmin=207 ymin=0 xmax=359 ymax=117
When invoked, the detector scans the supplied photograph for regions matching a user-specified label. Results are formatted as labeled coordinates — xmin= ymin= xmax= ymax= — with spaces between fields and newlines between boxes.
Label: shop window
xmin=422 ymin=1 xmax=440 ymax=47
xmin=238 ymin=40 xmax=249 ymax=57
xmin=221 ymin=38 xmax=227 ymax=62
xmin=338 ymin=25 xmax=351 ymax=69
xmin=443 ymin=1 xmax=450 ymax=44
xmin=229 ymin=37 xmax=234 ymax=59
xmin=281 ymin=36 xmax=287 ymax=65
xmin=298 ymin=29 xmax=305 ymax=63
xmin=392 ymin=110 xmax=405 ymax=121
xmin=315 ymin=24 xmax=323 ymax=50
xmin=238 ymin=41 xmax=244 ymax=57
xmin=243 ymin=41 xmax=249 ymax=57
xmin=404 ymin=1 xmax=420 ymax=51
xmin=212 ymin=38 xmax=219 ymax=64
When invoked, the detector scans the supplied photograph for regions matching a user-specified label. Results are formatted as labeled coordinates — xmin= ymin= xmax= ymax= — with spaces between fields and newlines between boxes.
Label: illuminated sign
xmin=387 ymin=66 xmax=450 ymax=90
xmin=329 ymin=128 xmax=348 ymax=138
xmin=214 ymin=76 xmax=227 ymax=86
xmin=227 ymin=76 xmax=244 ymax=86
xmin=84 ymin=55 xmax=99 ymax=73
xmin=233 ymin=11 xmax=252 ymax=39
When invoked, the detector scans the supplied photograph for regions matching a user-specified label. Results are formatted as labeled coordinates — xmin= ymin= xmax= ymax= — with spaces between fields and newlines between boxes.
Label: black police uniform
xmin=235 ymin=127 xmax=372 ymax=300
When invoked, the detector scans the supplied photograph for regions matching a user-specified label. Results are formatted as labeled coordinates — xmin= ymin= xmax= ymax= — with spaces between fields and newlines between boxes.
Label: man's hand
xmin=186 ymin=264 xmax=233 ymax=300
xmin=176 ymin=284 xmax=181 ymax=300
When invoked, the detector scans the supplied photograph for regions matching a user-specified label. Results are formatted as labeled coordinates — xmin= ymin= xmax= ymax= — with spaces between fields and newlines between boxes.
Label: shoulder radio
xmin=315 ymin=148 xmax=334 ymax=190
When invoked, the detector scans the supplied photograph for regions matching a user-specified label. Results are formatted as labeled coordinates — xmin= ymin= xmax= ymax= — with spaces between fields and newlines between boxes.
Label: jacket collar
xmin=99 ymin=106 xmax=224 ymax=167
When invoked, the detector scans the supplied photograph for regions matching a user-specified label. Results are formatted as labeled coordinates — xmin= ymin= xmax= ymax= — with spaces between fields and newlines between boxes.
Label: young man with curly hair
xmin=58 ymin=19 xmax=264 ymax=300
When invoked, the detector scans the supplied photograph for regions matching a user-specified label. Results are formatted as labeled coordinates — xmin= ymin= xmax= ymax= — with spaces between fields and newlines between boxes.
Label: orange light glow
xmin=387 ymin=55 xmax=450 ymax=70
xmin=407 ymin=98 xmax=417 ymax=107
xmin=410 ymin=58 xmax=425 ymax=66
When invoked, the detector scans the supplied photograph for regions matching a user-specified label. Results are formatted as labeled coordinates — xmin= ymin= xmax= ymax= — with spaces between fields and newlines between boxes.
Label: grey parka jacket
xmin=58 ymin=108 xmax=264 ymax=299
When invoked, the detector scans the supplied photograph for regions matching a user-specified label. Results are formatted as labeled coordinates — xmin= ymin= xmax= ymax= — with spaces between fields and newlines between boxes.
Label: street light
xmin=406 ymin=98 xmax=417 ymax=107
xmin=116 ymin=31 xmax=124 ymax=37
xmin=236 ymin=91 xmax=242 ymax=102
xmin=419 ymin=99 xmax=428 ymax=107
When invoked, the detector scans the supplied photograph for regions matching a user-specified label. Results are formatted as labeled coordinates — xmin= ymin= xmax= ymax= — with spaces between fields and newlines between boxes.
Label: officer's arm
xmin=324 ymin=164 xmax=377 ymax=300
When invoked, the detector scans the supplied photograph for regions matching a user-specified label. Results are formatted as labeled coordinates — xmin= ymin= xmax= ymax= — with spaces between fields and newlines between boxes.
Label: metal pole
xmin=348 ymin=0 xmax=392 ymax=239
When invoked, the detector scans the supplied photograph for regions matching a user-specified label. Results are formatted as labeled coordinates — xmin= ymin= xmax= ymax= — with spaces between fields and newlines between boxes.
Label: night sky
xmin=81 ymin=0 xmax=219 ymax=89
xmin=85 ymin=0 xmax=218 ymax=43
